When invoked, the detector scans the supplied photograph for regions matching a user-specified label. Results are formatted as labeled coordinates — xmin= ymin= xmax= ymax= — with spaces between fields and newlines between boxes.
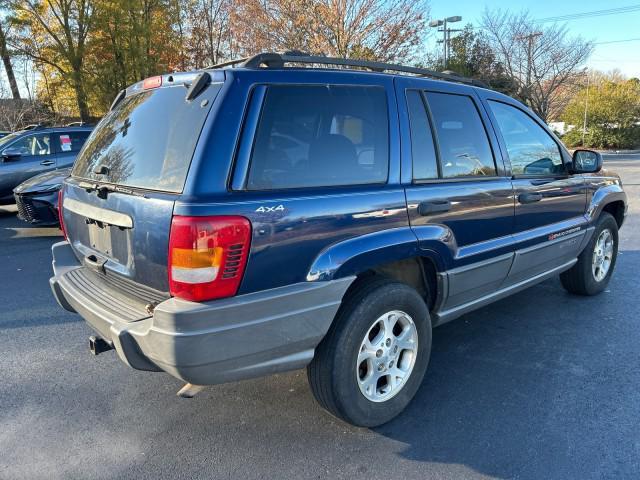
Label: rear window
xmin=425 ymin=92 xmax=496 ymax=178
xmin=58 ymin=131 xmax=91 ymax=152
xmin=72 ymin=83 xmax=220 ymax=192
xmin=246 ymin=85 xmax=389 ymax=190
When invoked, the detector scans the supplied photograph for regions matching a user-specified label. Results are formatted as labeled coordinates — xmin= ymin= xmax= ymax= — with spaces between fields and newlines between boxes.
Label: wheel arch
xmin=601 ymin=200 xmax=625 ymax=228
xmin=588 ymin=184 xmax=627 ymax=228
xmin=307 ymin=228 xmax=445 ymax=310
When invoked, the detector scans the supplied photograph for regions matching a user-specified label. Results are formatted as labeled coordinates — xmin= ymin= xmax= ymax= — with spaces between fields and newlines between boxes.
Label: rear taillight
xmin=57 ymin=188 xmax=67 ymax=240
xmin=168 ymin=216 xmax=251 ymax=302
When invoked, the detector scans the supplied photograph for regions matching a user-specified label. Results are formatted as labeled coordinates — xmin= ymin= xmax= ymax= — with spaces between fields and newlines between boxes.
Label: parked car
xmin=49 ymin=53 xmax=627 ymax=427
xmin=0 ymin=125 xmax=92 ymax=204
xmin=14 ymin=167 xmax=71 ymax=225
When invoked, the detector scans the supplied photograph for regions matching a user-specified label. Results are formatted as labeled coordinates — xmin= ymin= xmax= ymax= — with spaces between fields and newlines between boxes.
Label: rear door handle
xmin=40 ymin=160 xmax=55 ymax=166
xmin=418 ymin=199 xmax=451 ymax=216
xmin=518 ymin=192 xmax=543 ymax=204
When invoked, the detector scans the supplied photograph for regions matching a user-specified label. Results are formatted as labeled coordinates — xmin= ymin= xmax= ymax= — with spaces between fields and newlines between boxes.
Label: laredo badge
xmin=549 ymin=226 xmax=581 ymax=241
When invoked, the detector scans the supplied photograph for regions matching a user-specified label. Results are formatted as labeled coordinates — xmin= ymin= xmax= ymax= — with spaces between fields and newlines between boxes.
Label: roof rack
xmin=23 ymin=124 xmax=45 ymax=131
xmin=208 ymin=51 xmax=488 ymax=87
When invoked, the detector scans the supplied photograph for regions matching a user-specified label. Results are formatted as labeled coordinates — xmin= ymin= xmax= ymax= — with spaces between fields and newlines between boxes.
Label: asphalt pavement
xmin=1 ymin=155 xmax=639 ymax=480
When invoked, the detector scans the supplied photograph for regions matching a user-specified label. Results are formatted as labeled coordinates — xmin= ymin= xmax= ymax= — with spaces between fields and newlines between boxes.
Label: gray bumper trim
xmin=50 ymin=241 xmax=355 ymax=385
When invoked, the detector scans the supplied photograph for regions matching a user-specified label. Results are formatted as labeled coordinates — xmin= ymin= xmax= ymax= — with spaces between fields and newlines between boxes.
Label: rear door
xmin=63 ymin=74 xmax=222 ymax=294
xmin=0 ymin=132 xmax=57 ymax=201
xmin=198 ymin=71 xmax=408 ymax=294
xmin=482 ymin=97 xmax=587 ymax=285
xmin=397 ymin=78 xmax=515 ymax=310
xmin=54 ymin=130 xmax=92 ymax=167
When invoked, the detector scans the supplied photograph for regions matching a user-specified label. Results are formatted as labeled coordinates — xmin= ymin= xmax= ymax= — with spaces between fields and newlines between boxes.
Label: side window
xmin=58 ymin=131 xmax=91 ymax=153
xmin=488 ymin=101 xmax=564 ymax=175
xmin=246 ymin=85 xmax=389 ymax=190
xmin=10 ymin=133 xmax=52 ymax=157
xmin=406 ymin=90 xmax=438 ymax=180
xmin=425 ymin=92 xmax=496 ymax=178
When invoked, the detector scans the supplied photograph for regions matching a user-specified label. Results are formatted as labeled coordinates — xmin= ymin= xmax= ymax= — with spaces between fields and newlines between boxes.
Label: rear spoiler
xmin=109 ymin=71 xmax=224 ymax=111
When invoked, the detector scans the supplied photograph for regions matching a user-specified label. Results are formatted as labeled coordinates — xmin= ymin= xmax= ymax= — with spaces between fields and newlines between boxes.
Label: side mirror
xmin=1 ymin=148 xmax=22 ymax=162
xmin=572 ymin=149 xmax=602 ymax=174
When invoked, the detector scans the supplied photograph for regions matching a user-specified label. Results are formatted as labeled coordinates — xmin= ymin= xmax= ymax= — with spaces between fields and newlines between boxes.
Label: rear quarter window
xmin=246 ymin=85 xmax=389 ymax=190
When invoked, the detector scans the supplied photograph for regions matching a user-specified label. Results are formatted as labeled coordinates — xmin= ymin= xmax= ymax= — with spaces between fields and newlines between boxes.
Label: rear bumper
xmin=50 ymin=241 xmax=354 ymax=385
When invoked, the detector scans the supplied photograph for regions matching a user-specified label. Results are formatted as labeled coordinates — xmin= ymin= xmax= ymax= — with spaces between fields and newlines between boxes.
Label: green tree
xmin=562 ymin=75 xmax=640 ymax=149
xmin=444 ymin=25 xmax=517 ymax=96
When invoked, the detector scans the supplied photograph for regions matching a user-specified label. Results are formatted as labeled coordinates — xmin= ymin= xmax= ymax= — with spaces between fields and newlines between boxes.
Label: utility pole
xmin=515 ymin=32 xmax=542 ymax=103
xmin=429 ymin=16 xmax=462 ymax=69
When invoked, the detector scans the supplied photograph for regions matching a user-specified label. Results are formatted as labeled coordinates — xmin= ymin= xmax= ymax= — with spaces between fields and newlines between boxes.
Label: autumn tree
xmin=482 ymin=9 xmax=592 ymax=121
xmin=182 ymin=0 xmax=234 ymax=68
xmin=87 ymin=0 xmax=183 ymax=112
xmin=11 ymin=0 xmax=94 ymax=121
xmin=233 ymin=0 xmax=430 ymax=63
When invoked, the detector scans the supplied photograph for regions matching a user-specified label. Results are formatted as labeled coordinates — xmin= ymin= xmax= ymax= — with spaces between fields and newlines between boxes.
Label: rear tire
xmin=560 ymin=212 xmax=619 ymax=296
xmin=307 ymin=278 xmax=431 ymax=427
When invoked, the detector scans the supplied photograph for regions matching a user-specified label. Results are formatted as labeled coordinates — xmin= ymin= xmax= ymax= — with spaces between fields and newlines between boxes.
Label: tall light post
xmin=429 ymin=16 xmax=462 ymax=69
xmin=582 ymin=71 xmax=591 ymax=146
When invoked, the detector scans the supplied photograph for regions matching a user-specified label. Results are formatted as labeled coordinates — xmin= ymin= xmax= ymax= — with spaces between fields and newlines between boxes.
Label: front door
xmin=397 ymin=79 xmax=515 ymax=311
xmin=482 ymin=98 xmax=587 ymax=285
xmin=0 ymin=132 xmax=57 ymax=202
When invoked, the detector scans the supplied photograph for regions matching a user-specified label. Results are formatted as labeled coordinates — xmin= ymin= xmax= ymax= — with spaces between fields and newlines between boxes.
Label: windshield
xmin=72 ymin=83 xmax=221 ymax=193
xmin=0 ymin=132 xmax=21 ymax=147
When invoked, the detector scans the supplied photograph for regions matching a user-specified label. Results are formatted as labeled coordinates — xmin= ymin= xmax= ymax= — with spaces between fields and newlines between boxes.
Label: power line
xmin=594 ymin=37 xmax=640 ymax=45
xmin=537 ymin=4 xmax=640 ymax=23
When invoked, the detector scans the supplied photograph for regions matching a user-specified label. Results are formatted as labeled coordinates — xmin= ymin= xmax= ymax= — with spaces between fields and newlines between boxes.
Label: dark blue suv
xmin=49 ymin=53 xmax=627 ymax=427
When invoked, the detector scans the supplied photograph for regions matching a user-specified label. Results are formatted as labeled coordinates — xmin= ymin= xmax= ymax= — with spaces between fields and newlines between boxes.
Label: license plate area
xmin=88 ymin=221 xmax=113 ymax=256
xmin=85 ymin=219 xmax=130 ymax=264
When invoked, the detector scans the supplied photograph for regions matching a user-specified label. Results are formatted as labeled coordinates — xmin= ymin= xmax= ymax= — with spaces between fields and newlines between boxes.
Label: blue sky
xmin=2 ymin=1 xmax=639 ymax=98
xmin=427 ymin=0 xmax=640 ymax=77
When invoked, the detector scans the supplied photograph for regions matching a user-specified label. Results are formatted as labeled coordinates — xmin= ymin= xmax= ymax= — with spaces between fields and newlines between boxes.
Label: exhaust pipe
xmin=89 ymin=335 xmax=113 ymax=355
xmin=177 ymin=383 xmax=206 ymax=398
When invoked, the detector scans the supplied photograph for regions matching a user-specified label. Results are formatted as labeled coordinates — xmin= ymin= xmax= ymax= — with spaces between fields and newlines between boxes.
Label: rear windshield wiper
xmin=78 ymin=181 xmax=148 ymax=199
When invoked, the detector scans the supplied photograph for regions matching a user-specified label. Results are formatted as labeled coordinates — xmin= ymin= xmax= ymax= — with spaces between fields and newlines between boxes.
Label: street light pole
xmin=583 ymin=72 xmax=591 ymax=146
xmin=429 ymin=16 xmax=462 ymax=69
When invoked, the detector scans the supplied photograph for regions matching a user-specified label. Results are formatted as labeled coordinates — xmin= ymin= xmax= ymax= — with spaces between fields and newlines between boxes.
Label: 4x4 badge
xmin=255 ymin=205 xmax=285 ymax=213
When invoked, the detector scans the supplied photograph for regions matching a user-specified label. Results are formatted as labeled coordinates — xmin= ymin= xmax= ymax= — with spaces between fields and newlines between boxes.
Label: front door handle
xmin=418 ymin=199 xmax=451 ymax=216
xmin=518 ymin=192 xmax=543 ymax=204
xmin=40 ymin=160 xmax=55 ymax=166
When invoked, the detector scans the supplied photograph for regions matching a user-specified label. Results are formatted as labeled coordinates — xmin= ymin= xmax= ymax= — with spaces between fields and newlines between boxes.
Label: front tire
xmin=307 ymin=278 xmax=432 ymax=427
xmin=560 ymin=212 xmax=619 ymax=296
